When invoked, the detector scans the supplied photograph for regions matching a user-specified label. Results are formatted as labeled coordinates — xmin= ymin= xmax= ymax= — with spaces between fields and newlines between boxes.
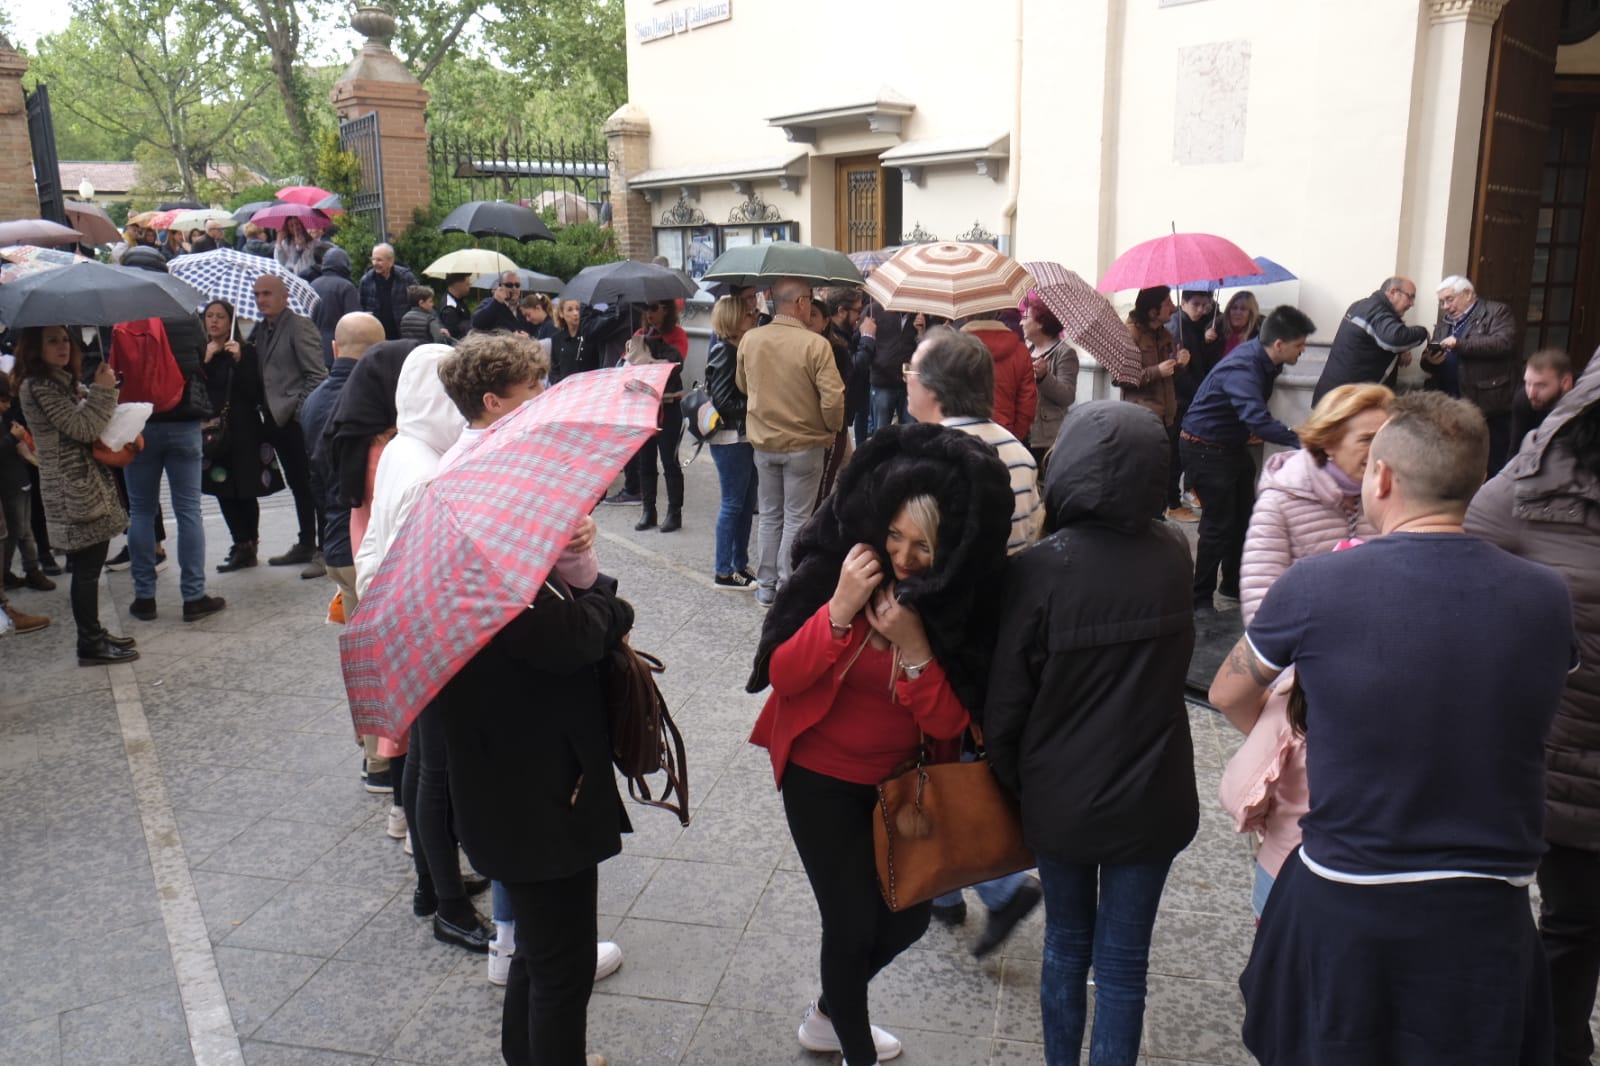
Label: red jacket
xmin=963 ymin=321 xmax=1037 ymax=443
xmin=749 ymin=604 xmax=969 ymax=786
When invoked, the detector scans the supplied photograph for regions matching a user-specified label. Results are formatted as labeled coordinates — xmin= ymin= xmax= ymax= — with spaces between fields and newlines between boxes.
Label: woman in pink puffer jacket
xmin=1219 ymin=383 xmax=1392 ymax=916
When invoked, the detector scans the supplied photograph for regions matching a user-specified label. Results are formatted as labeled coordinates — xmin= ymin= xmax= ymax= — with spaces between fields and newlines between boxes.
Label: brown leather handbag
xmin=873 ymin=726 xmax=1035 ymax=912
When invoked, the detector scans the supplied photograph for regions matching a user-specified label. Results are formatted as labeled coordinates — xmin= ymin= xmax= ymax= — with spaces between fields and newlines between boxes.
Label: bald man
xmin=254 ymin=273 xmax=327 ymax=565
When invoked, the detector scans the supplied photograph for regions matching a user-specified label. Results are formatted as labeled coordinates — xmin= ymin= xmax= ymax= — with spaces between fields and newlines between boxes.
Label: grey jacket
xmin=255 ymin=310 xmax=328 ymax=426
xmin=1028 ymin=338 xmax=1080 ymax=450
xmin=17 ymin=369 xmax=126 ymax=552
xmin=1430 ymin=298 xmax=1521 ymax=417
xmin=1466 ymin=358 xmax=1600 ymax=850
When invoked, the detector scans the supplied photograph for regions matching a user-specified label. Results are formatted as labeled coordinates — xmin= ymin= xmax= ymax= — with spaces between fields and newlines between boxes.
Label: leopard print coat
xmin=18 ymin=368 xmax=127 ymax=552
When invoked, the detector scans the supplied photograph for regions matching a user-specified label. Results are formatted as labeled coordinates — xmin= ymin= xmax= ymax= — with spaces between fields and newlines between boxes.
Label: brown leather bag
xmin=603 ymin=643 xmax=690 ymax=826
xmin=873 ymin=727 xmax=1034 ymax=911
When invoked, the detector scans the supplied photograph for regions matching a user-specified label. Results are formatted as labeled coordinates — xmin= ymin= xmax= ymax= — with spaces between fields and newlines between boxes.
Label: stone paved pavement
xmin=1 ymin=456 xmax=1268 ymax=1066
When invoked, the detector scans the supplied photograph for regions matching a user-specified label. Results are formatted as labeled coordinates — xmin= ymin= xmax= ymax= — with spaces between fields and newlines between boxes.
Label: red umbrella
xmin=251 ymin=203 xmax=333 ymax=231
xmin=1024 ymin=261 xmax=1144 ymax=388
xmin=275 ymin=185 xmax=336 ymax=208
xmin=1096 ymin=232 xmax=1258 ymax=293
xmin=340 ymin=362 xmax=674 ymax=741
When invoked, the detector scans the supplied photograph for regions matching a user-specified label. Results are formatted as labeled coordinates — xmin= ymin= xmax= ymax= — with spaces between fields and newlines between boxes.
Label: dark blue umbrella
xmin=1179 ymin=256 xmax=1297 ymax=291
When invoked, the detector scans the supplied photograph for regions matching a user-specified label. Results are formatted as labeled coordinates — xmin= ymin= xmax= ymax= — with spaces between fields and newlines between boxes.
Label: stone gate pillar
xmin=0 ymin=38 xmax=38 ymax=221
xmin=330 ymin=5 xmax=430 ymax=238
xmin=604 ymin=104 xmax=654 ymax=262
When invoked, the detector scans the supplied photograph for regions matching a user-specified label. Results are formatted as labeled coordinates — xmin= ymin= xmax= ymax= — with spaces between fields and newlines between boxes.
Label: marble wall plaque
xmin=1173 ymin=39 xmax=1251 ymax=165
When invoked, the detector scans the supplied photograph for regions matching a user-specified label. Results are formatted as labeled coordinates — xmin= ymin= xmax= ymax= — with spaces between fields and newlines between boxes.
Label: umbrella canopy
xmin=423 ymin=248 xmax=519 ymax=279
xmin=232 ymin=201 xmax=275 ymax=224
xmin=1178 ymin=255 xmax=1298 ymax=292
xmin=168 ymin=208 xmax=237 ymax=233
xmin=146 ymin=208 xmax=185 ymax=232
xmin=1097 ymin=232 xmax=1258 ymax=293
xmin=313 ymin=193 xmax=345 ymax=214
xmin=340 ymin=362 xmax=674 ymax=741
xmin=63 ymin=201 xmax=123 ymax=245
xmin=703 ymin=241 xmax=863 ymax=286
xmin=863 ymin=241 xmax=1033 ymax=319
xmin=250 ymin=203 xmax=333 ymax=231
xmin=0 ymin=219 xmax=84 ymax=248
xmin=1024 ymin=261 xmax=1145 ymax=388
xmin=157 ymin=200 xmax=203 ymax=211
xmin=0 ymin=245 xmax=90 ymax=284
xmin=167 ymin=248 xmax=320 ymax=322
xmin=557 ymin=260 xmax=698 ymax=307
xmin=275 ymin=185 xmax=336 ymax=208
xmin=847 ymin=248 xmax=896 ymax=276
xmin=470 ymin=268 xmax=565 ymax=294
xmin=439 ymin=200 xmax=556 ymax=243
xmin=0 ymin=260 xmax=207 ymax=328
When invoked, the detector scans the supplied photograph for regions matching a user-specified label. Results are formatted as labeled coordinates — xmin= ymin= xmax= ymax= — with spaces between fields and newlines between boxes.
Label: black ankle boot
xmin=635 ymin=507 xmax=657 ymax=531
xmin=217 ymin=541 xmax=258 ymax=573
xmin=659 ymin=507 xmax=682 ymax=533
xmin=78 ymin=635 xmax=140 ymax=667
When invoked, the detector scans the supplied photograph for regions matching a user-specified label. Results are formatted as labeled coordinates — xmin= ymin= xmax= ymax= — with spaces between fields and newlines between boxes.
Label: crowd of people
xmin=2 ymin=242 xmax=1597 ymax=1066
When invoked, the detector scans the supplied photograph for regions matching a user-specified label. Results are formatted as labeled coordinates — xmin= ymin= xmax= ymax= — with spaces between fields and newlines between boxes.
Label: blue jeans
xmin=1251 ymin=862 xmax=1275 ymax=919
xmin=126 ymin=420 xmax=206 ymax=602
xmin=1036 ymin=855 xmax=1173 ymax=1066
xmin=492 ymin=880 xmax=512 ymax=924
xmin=934 ymin=870 xmax=1031 ymax=911
xmin=869 ymin=385 xmax=908 ymax=435
xmin=709 ymin=440 xmax=757 ymax=577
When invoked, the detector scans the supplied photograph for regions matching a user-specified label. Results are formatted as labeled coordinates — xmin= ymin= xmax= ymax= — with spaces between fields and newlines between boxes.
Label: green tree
xmin=211 ymin=0 xmax=326 ymax=169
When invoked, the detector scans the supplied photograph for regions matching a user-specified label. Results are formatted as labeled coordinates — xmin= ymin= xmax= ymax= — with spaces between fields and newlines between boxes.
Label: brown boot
xmin=23 ymin=568 xmax=56 ymax=591
xmin=3 ymin=602 xmax=50 ymax=634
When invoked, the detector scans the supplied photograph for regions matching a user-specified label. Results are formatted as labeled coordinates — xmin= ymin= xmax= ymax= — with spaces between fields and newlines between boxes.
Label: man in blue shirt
xmin=1179 ymin=305 xmax=1315 ymax=611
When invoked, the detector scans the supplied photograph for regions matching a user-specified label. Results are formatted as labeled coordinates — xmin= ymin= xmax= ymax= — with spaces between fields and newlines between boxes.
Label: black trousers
xmin=66 ymin=539 xmax=110 ymax=644
xmin=637 ymin=402 xmax=684 ymax=511
xmin=1486 ymin=411 xmax=1512 ymax=480
xmin=500 ymin=867 xmax=598 ymax=1066
xmin=402 ymin=708 xmax=465 ymax=908
xmin=782 ymin=763 xmax=931 ymax=1066
xmin=262 ymin=412 xmax=318 ymax=548
xmin=216 ymin=497 xmax=260 ymax=545
xmin=1538 ymin=842 xmax=1600 ymax=1066
xmin=1181 ymin=440 xmax=1255 ymax=606
xmin=1165 ymin=419 xmax=1184 ymax=510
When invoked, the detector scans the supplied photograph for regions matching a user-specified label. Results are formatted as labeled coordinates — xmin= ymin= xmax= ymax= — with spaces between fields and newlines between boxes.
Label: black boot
xmin=78 ymin=635 xmax=141 ymax=667
xmin=217 ymin=541 xmax=258 ymax=573
xmin=635 ymin=506 xmax=657 ymax=531
xmin=659 ymin=507 xmax=682 ymax=533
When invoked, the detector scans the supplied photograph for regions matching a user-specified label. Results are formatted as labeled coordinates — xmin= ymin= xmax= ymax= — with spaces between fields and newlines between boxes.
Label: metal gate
xmin=339 ymin=111 xmax=386 ymax=239
xmin=25 ymin=83 xmax=66 ymax=225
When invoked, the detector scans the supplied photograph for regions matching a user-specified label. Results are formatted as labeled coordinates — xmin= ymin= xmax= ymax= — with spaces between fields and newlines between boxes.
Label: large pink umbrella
xmin=275 ymin=185 xmax=336 ymax=208
xmin=1096 ymin=232 xmax=1258 ymax=293
xmin=250 ymin=203 xmax=333 ymax=231
xmin=863 ymin=241 xmax=1033 ymax=319
xmin=1025 ymin=261 xmax=1144 ymax=388
xmin=340 ymin=362 xmax=673 ymax=741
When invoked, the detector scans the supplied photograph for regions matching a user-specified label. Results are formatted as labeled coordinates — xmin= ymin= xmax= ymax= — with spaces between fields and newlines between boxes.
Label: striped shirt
xmin=941 ymin=417 xmax=1043 ymax=554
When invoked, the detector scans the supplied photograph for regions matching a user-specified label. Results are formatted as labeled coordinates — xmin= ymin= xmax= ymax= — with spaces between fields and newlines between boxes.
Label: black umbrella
xmin=158 ymin=200 xmax=204 ymax=211
xmin=439 ymin=200 xmax=555 ymax=243
xmin=0 ymin=261 xmax=207 ymax=328
xmin=232 ymin=201 xmax=276 ymax=224
xmin=556 ymin=261 xmax=698 ymax=307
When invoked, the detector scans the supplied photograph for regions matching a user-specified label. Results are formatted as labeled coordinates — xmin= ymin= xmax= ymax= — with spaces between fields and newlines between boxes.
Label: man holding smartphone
xmin=470 ymin=271 xmax=537 ymax=338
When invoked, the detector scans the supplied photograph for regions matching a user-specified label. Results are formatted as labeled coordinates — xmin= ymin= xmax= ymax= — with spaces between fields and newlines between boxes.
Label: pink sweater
xmin=1223 ymin=448 xmax=1376 ymax=877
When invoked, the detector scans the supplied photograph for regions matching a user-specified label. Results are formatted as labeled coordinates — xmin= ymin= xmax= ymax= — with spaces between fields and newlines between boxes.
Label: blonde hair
xmin=894 ymin=494 xmax=941 ymax=562
xmin=712 ymin=295 xmax=748 ymax=341
xmin=1298 ymin=383 xmax=1394 ymax=464
xmin=1225 ymin=291 xmax=1261 ymax=338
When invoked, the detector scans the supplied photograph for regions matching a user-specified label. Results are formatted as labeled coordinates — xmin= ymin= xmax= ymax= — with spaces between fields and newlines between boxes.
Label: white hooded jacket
xmin=353 ymin=344 xmax=463 ymax=599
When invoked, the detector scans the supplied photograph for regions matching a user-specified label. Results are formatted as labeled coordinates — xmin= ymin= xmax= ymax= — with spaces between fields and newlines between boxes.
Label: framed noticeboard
xmin=654 ymin=225 xmax=721 ymax=279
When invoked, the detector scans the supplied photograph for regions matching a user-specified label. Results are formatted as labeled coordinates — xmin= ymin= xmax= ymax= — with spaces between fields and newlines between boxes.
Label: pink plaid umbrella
xmin=1096 ymin=232 xmax=1258 ymax=293
xmin=340 ymin=362 xmax=673 ymax=741
xmin=1024 ymin=261 xmax=1144 ymax=388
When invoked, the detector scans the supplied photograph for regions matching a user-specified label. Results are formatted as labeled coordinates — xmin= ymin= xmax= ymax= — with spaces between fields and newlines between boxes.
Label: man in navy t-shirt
xmin=1210 ymin=391 xmax=1577 ymax=1066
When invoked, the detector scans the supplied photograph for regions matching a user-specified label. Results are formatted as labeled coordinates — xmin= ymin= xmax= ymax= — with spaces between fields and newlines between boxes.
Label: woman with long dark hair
xmin=199 ymin=300 xmax=284 ymax=571
xmin=13 ymin=325 xmax=138 ymax=664
xmin=748 ymin=423 xmax=1015 ymax=1066
xmin=274 ymin=216 xmax=316 ymax=276
xmin=632 ymin=299 xmax=687 ymax=532
xmin=1122 ymin=286 xmax=1191 ymax=519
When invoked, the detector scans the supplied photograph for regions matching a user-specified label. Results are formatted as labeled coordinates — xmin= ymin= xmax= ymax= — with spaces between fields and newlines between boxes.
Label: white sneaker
xmin=487 ymin=940 xmax=512 ymax=986
xmin=403 ymin=830 xmax=413 ymax=856
xmin=385 ymin=805 xmax=407 ymax=840
xmin=595 ymin=941 xmax=623 ymax=982
xmin=797 ymin=1001 xmax=901 ymax=1061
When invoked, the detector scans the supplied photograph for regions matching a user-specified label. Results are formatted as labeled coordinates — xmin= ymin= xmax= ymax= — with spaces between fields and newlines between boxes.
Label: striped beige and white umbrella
xmin=863 ymin=242 xmax=1033 ymax=319
xmin=1024 ymin=261 xmax=1145 ymax=388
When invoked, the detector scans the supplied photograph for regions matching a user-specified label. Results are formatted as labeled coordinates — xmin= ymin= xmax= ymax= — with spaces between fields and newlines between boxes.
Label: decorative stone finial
xmin=351 ymin=4 xmax=398 ymax=51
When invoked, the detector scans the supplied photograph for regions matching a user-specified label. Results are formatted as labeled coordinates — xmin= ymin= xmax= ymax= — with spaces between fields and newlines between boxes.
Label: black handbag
xmin=200 ymin=358 xmax=231 ymax=462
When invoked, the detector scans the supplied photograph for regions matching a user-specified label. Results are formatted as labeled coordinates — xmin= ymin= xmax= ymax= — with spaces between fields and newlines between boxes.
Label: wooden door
xmin=1469 ymin=0 xmax=1561 ymax=347
xmin=836 ymin=155 xmax=885 ymax=253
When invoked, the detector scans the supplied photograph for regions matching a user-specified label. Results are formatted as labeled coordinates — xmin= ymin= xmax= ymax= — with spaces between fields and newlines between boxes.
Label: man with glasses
xmin=736 ymin=277 xmax=846 ymax=606
xmin=1314 ymin=276 xmax=1429 ymax=404
xmin=253 ymin=274 xmax=328 ymax=569
xmin=471 ymin=270 xmax=538 ymax=338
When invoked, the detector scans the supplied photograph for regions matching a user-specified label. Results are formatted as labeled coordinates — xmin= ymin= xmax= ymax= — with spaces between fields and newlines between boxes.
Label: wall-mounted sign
xmin=635 ymin=1 xmax=732 ymax=43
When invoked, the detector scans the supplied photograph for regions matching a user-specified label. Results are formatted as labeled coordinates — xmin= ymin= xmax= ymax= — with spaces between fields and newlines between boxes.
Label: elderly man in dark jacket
xmin=312 ymin=246 xmax=362 ymax=367
xmin=358 ymin=243 xmax=419 ymax=340
xmin=1428 ymin=275 xmax=1521 ymax=475
xmin=1466 ymin=356 xmax=1600 ymax=1066
xmin=1312 ymin=277 xmax=1429 ymax=404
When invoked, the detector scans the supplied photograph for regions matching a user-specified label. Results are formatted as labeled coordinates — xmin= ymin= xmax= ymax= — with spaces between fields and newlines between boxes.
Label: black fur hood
xmin=746 ymin=422 xmax=1015 ymax=711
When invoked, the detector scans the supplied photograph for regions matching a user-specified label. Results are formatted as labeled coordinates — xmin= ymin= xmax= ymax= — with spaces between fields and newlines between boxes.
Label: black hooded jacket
xmin=982 ymin=400 xmax=1198 ymax=865
xmin=746 ymin=422 xmax=1015 ymax=713
xmin=316 ymin=339 xmax=419 ymax=507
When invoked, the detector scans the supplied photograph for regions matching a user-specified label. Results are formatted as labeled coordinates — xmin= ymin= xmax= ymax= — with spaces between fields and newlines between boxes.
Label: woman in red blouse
xmin=747 ymin=423 xmax=1015 ymax=1066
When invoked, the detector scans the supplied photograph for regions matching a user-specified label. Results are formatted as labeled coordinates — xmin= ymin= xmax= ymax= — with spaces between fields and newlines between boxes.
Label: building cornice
xmin=1427 ymin=0 xmax=1509 ymax=26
